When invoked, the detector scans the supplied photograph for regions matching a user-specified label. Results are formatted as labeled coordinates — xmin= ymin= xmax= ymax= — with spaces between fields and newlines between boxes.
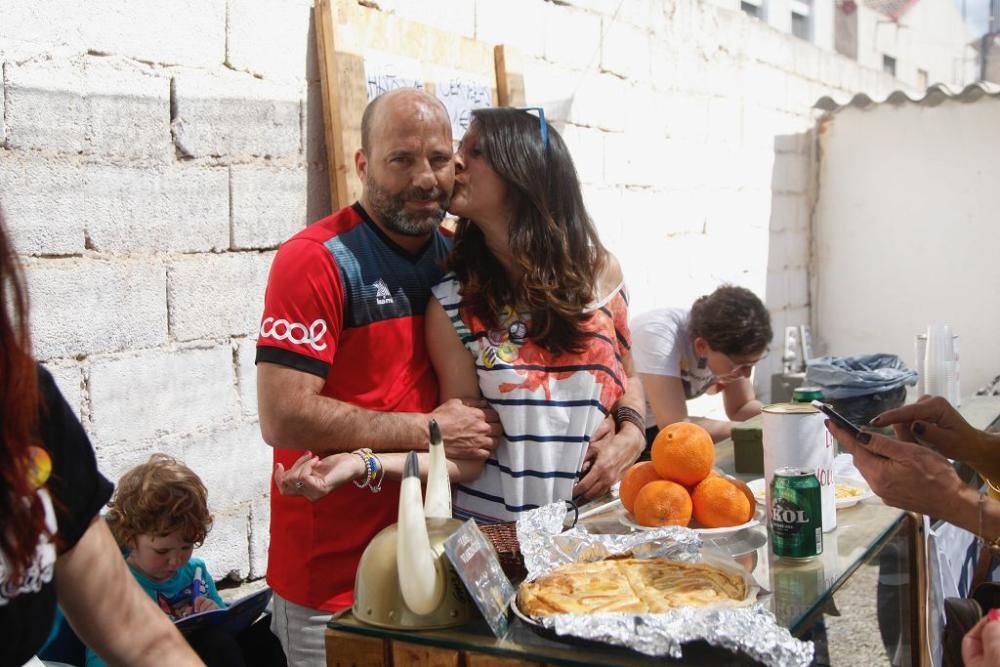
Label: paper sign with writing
xmin=433 ymin=67 xmax=493 ymax=140
xmin=442 ymin=519 xmax=514 ymax=638
xmin=363 ymin=50 xmax=425 ymax=101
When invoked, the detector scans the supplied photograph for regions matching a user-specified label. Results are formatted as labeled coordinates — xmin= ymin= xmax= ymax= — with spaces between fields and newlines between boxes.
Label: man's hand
xmin=573 ymin=422 xmax=645 ymax=502
xmin=431 ymin=398 xmax=502 ymax=461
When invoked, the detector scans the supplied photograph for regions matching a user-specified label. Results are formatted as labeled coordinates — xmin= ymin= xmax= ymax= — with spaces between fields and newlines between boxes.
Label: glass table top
xmin=329 ymin=438 xmax=908 ymax=664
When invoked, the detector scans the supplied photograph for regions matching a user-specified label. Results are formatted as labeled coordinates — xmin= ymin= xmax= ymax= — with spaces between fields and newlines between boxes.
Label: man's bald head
xmin=360 ymin=88 xmax=451 ymax=155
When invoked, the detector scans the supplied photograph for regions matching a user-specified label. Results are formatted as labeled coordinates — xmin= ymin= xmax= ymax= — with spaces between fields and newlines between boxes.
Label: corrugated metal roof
xmin=814 ymin=81 xmax=1000 ymax=112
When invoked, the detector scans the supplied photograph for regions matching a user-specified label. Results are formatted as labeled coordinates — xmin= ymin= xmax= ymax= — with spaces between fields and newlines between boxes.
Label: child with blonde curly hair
xmin=87 ymin=454 xmax=243 ymax=667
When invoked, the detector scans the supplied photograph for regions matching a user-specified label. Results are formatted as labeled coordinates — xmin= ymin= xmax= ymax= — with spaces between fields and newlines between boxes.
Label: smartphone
xmin=810 ymin=400 xmax=867 ymax=441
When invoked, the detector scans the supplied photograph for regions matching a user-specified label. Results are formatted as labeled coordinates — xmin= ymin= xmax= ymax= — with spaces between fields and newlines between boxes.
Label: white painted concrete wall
xmin=0 ymin=0 xmax=918 ymax=581
xmin=812 ymin=98 xmax=1000 ymax=397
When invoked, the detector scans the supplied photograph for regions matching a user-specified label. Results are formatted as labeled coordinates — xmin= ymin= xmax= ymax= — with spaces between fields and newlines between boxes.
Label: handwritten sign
xmin=363 ymin=50 xmax=424 ymax=101
xmin=434 ymin=74 xmax=493 ymax=140
xmin=443 ymin=520 xmax=514 ymax=638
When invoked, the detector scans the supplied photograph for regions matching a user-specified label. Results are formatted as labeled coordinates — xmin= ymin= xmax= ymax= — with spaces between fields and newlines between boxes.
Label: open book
xmin=175 ymin=587 xmax=272 ymax=637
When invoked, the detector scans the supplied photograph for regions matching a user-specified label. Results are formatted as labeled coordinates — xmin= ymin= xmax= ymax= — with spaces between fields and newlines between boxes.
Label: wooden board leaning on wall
xmin=314 ymin=0 xmax=525 ymax=211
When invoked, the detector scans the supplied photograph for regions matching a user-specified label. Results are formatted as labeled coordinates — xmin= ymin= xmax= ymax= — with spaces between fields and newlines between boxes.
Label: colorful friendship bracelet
xmin=352 ymin=448 xmax=384 ymax=494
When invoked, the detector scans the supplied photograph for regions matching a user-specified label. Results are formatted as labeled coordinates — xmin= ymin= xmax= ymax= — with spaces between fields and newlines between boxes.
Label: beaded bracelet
xmin=352 ymin=448 xmax=384 ymax=494
xmin=614 ymin=405 xmax=646 ymax=435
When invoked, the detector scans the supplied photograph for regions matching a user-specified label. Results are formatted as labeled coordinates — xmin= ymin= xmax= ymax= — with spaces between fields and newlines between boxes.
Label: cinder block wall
xmin=1 ymin=0 xmax=899 ymax=581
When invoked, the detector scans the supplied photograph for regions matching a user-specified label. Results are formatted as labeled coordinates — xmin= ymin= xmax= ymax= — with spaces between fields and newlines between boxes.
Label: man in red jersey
xmin=255 ymin=88 xmax=501 ymax=667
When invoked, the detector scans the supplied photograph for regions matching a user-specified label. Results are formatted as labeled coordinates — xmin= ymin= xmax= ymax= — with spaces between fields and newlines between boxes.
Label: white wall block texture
xmin=231 ymin=166 xmax=308 ymax=250
xmin=236 ymin=339 xmax=259 ymax=417
xmin=624 ymin=85 xmax=669 ymax=138
xmin=197 ymin=502 xmax=251 ymax=580
xmin=43 ymin=362 xmax=83 ymax=422
xmin=770 ymin=194 xmax=809 ymax=233
xmin=182 ymin=423 xmax=271 ymax=512
xmin=168 ymin=252 xmax=274 ymax=342
xmin=582 ymin=184 xmax=624 ymax=245
xmin=570 ymin=73 xmax=628 ymax=131
xmin=84 ymin=0 xmax=226 ymax=68
xmin=171 ymin=71 xmax=302 ymax=159
xmin=0 ymin=160 xmax=227 ymax=255
xmin=27 ymin=259 xmax=168 ymax=360
xmin=601 ymin=22 xmax=650 ymax=81
xmin=558 ymin=124 xmax=605 ymax=185
xmin=0 ymin=3 xmax=84 ymax=55
xmin=94 ymin=440 xmax=185 ymax=490
xmin=521 ymin=59 xmax=578 ymax=124
xmin=227 ymin=0 xmax=312 ymax=80
xmin=475 ymin=0 xmax=545 ymax=57
xmin=380 ymin=0 xmax=476 ymax=40
xmin=773 ymin=153 xmax=810 ymax=194
xmin=543 ymin=3 xmax=602 ymax=70
xmin=0 ymin=156 xmax=86 ymax=255
xmin=86 ymin=165 xmax=230 ymax=254
xmin=5 ymin=58 xmax=172 ymax=159
xmin=88 ymin=346 xmax=237 ymax=444
xmin=249 ymin=496 xmax=270 ymax=579
xmin=662 ymin=94 xmax=710 ymax=143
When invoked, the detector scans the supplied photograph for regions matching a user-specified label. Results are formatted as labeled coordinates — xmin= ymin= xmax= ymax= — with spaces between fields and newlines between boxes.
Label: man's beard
xmin=365 ymin=177 xmax=450 ymax=237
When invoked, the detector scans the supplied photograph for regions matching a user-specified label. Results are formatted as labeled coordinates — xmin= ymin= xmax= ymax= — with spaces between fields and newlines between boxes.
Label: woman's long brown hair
xmin=0 ymin=206 xmax=44 ymax=584
xmin=448 ymin=108 xmax=608 ymax=355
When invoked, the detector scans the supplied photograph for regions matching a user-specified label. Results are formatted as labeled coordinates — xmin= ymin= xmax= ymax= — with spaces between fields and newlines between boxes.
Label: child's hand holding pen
xmin=186 ymin=566 xmax=220 ymax=615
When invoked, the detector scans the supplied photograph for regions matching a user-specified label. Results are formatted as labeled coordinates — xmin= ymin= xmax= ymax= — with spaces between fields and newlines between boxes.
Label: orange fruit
xmin=690 ymin=476 xmax=752 ymax=528
xmin=619 ymin=461 xmax=663 ymax=515
xmin=727 ymin=477 xmax=757 ymax=517
xmin=650 ymin=422 xmax=715 ymax=487
xmin=633 ymin=480 xmax=693 ymax=527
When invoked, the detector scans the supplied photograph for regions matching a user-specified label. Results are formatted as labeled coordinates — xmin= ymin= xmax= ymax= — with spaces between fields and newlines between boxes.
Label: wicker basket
xmin=479 ymin=521 xmax=527 ymax=583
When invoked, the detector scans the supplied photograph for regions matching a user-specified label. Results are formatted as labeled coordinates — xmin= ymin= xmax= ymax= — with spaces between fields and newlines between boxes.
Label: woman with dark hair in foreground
xmin=0 ymin=207 xmax=202 ymax=666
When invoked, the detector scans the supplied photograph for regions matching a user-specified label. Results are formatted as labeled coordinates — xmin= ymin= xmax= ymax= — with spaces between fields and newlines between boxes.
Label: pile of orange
xmin=620 ymin=422 xmax=755 ymax=529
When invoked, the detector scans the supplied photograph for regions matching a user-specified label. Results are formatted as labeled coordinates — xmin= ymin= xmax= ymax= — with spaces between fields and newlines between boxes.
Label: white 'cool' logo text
xmin=259 ymin=317 xmax=328 ymax=351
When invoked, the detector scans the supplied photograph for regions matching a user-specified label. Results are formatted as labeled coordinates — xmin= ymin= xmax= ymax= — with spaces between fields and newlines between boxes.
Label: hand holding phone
xmin=811 ymin=400 xmax=870 ymax=443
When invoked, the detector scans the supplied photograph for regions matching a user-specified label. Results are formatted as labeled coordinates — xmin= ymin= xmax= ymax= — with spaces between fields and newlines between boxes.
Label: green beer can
xmin=791 ymin=386 xmax=824 ymax=403
xmin=769 ymin=467 xmax=823 ymax=559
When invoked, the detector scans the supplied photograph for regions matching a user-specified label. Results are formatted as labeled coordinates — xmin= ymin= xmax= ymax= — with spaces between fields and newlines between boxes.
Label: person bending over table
xmin=631 ymin=285 xmax=772 ymax=444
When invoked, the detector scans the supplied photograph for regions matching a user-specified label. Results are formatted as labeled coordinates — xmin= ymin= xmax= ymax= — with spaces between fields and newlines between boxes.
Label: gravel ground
xmin=823 ymin=562 xmax=894 ymax=666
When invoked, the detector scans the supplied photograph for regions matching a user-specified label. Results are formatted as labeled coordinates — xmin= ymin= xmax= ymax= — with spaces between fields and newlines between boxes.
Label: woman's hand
xmin=962 ymin=610 xmax=1000 ymax=667
xmin=274 ymin=452 xmax=365 ymax=501
xmin=826 ymin=418 xmax=974 ymax=525
xmin=872 ymin=395 xmax=1000 ymax=481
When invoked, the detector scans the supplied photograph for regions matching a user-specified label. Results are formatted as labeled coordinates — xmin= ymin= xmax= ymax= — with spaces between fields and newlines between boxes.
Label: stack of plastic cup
xmin=923 ymin=323 xmax=956 ymax=401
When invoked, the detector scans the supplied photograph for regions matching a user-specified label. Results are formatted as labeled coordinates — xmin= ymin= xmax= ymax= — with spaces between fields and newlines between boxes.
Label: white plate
xmin=619 ymin=507 xmax=763 ymax=536
xmin=747 ymin=477 xmax=874 ymax=509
